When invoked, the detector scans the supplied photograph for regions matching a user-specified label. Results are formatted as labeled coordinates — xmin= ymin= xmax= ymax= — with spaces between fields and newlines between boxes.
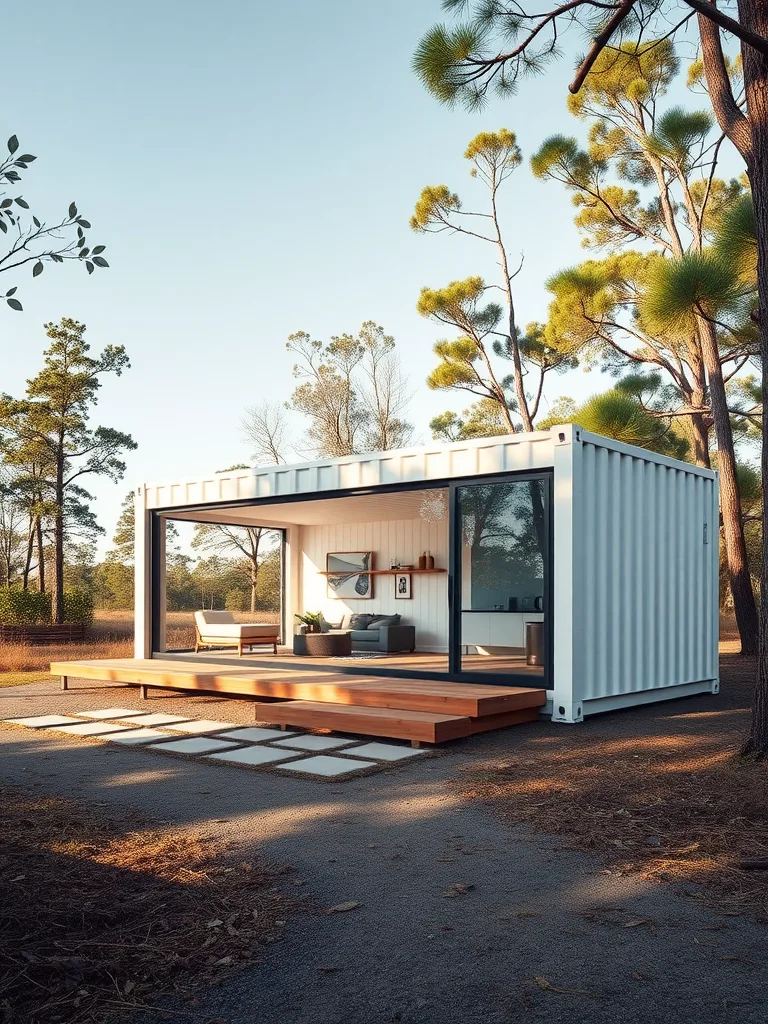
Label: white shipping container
xmin=135 ymin=424 xmax=719 ymax=721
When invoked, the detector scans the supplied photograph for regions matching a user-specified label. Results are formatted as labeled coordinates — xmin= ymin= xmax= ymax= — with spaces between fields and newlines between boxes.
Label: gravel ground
xmin=1 ymin=677 xmax=766 ymax=1024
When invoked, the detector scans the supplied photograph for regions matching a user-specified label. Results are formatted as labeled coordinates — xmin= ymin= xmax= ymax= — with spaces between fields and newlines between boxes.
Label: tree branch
xmin=569 ymin=0 xmax=636 ymax=94
xmin=684 ymin=0 xmax=768 ymax=58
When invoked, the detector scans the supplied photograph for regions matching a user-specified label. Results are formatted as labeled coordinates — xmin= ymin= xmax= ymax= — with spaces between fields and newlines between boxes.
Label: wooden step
xmin=252 ymin=701 xmax=472 ymax=745
xmin=339 ymin=680 xmax=546 ymax=717
xmin=49 ymin=659 xmax=546 ymax=716
xmin=469 ymin=707 xmax=541 ymax=733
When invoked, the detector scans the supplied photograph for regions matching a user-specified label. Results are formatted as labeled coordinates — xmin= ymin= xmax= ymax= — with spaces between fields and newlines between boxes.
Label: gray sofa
xmin=321 ymin=613 xmax=416 ymax=654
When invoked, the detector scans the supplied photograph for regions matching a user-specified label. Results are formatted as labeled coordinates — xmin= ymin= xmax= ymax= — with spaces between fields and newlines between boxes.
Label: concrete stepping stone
xmin=206 ymin=746 xmax=300 ymax=766
xmin=77 ymin=708 xmax=139 ymax=720
xmin=162 ymin=720 xmax=236 ymax=734
xmin=5 ymin=715 xmax=82 ymax=729
xmin=277 ymin=754 xmax=377 ymax=777
xmin=117 ymin=714 xmax=190 ymax=727
xmin=53 ymin=722 xmax=134 ymax=737
xmin=345 ymin=741 xmax=425 ymax=761
xmin=101 ymin=728 xmax=170 ymax=744
xmin=218 ymin=727 xmax=294 ymax=743
xmin=271 ymin=734 xmax=356 ymax=752
xmin=150 ymin=737 xmax=240 ymax=756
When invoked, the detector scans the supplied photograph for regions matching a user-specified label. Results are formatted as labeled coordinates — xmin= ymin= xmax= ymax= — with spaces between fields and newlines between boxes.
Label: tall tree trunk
xmin=696 ymin=316 xmax=759 ymax=654
xmin=22 ymin=517 xmax=34 ymax=591
xmin=737 ymin=0 xmax=768 ymax=755
xmin=690 ymin=412 xmax=712 ymax=469
xmin=36 ymin=517 xmax=45 ymax=595
xmin=52 ymin=446 xmax=65 ymax=624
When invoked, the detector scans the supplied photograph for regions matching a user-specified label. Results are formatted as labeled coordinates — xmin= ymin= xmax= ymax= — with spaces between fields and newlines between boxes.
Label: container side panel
xmin=578 ymin=443 xmax=717 ymax=700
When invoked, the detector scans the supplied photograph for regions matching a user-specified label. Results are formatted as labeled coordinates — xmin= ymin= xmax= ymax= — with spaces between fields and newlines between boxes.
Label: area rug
xmin=329 ymin=653 xmax=387 ymax=661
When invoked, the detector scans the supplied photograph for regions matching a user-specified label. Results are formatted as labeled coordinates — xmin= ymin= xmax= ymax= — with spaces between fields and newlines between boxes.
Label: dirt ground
xmin=459 ymin=630 xmax=768 ymax=920
xmin=0 ymin=787 xmax=288 ymax=1024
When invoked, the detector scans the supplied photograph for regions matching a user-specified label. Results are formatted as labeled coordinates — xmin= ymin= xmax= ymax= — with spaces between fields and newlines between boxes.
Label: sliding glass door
xmin=452 ymin=474 xmax=551 ymax=683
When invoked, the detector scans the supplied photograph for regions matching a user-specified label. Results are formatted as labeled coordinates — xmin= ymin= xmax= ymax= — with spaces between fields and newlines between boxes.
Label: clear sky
xmin=0 ymin=1 xmax=739 ymax=553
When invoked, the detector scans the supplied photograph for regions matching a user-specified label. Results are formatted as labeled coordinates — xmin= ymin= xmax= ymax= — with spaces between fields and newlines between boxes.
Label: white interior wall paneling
xmin=298 ymin=518 xmax=449 ymax=651
xmin=576 ymin=445 xmax=718 ymax=704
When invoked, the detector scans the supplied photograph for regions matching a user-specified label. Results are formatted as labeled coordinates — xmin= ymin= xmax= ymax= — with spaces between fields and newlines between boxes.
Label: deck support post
xmin=61 ymin=676 xmax=68 ymax=691
xmin=140 ymin=684 xmax=148 ymax=700
xmin=410 ymin=740 xmax=420 ymax=749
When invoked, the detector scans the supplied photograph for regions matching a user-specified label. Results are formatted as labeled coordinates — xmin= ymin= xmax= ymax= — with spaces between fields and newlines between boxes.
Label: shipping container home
xmin=132 ymin=424 xmax=720 ymax=724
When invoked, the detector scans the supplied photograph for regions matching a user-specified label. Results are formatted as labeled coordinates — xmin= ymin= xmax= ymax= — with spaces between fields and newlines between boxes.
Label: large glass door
xmin=452 ymin=474 xmax=551 ymax=683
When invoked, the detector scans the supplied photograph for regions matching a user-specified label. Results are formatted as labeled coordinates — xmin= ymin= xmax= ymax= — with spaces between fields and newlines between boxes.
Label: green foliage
xmin=567 ymin=41 xmax=679 ymax=118
xmin=0 ymin=136 xmax=107 ymax=312
xmin=714 ymin=193 xmax=757 ymax=285
xmin=412 ymin=21 xmax=491 ymax=108
xmin=530 ymin=135 xmax=592 ymax=184
xmin=539 ymin=387 xmax=689 ymax=460
xmin=430 ymin=398 xmax=510 ymax=442
xmin=0 ymin=588 xmax=50 ymax=625
xmin=647 ymin=107 xmax=713 ymax=167
xmin=0 ymin=318 xmax=136 ymax=622
xmin=295 ymin=610 xmax=322 ymax=627
xmin=464 ymin=128 xmax=521 ymax=180
xmin=0 ymin=586 xmax=93 ymax=625
xmin=410 ymin=184 xmax=461 ymax=231
xmin=63 ymin=587 xmax=94 ymax=626
xmin=417 ymin=277 xmax=500 ymax=333
xmin=93 ymin=559 xmax=134 ymax=610
xmin=110 ymin=492 xmax=136 ymax=564
xmin=640 ymin=253 xmax=743 ymax=337
xmin=543 ymin=251 xmax=652 ymax=357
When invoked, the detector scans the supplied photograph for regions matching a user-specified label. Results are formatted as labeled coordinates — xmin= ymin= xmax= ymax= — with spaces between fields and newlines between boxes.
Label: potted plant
xmin=294 ymin=611 xmax=323 ymax=635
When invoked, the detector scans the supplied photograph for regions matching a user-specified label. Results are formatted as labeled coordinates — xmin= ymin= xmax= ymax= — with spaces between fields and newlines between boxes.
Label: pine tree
xmin=0 ymin=319 xmax=135 ymax=623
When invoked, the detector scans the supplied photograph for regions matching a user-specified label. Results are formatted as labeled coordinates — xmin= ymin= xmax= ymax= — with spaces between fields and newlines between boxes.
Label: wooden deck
xmin=50 ymin=658 xmax=547 ymax=746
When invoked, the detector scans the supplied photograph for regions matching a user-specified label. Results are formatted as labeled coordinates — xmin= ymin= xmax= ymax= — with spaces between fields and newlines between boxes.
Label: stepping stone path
xmin=3 ymin=711 xmax=427 ymax=780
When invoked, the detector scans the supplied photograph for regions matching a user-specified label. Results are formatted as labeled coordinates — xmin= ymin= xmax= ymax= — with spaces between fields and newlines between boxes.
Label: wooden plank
xmin=468 ymin=707 xmax=541 ymax=734
xmin=340 ymin=680 xmax=546 ymax=716
xmin=251 ymin=701 xmax=471 ymax=744
xmin=317 ymin=569 xmax=446 ymax=576
xmin=47 ymin=659 xmax=545 ymax=720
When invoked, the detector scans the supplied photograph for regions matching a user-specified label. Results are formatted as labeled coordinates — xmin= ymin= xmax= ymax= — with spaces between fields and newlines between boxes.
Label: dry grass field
xmin=0 ymin=608 xmax=281 ymax=678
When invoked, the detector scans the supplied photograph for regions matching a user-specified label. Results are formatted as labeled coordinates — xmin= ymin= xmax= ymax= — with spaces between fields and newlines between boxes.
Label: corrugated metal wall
xmin=252 ymin=434 xmax=556 ymax=501
xmin=574 ymin=441 xmax=718 ymax=704
xmin=142 ymin=433 xmax=556 ymax=510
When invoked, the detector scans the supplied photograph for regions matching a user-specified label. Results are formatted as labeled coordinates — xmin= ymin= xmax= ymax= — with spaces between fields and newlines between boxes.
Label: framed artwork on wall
xmin=394 ymin=572 xmax=412 ymax=600
xmin=326 ymin=551 xmax=374 ymax=600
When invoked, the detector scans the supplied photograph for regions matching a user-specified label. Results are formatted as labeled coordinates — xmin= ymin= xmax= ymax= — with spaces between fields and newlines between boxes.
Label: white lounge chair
xmin=193 ymin=610 xmax=280 ymax=657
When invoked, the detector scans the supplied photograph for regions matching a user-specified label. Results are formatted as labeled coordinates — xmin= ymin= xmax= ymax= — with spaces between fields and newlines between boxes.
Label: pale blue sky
xmin=0 ymin=1 xmax=739 ymax=552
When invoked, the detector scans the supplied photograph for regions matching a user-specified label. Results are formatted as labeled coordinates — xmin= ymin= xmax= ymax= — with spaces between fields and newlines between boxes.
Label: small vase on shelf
xmin=418 ymin=552 xmax=427 ymax=570
xmin=426 ymin=551 xmax=435 ymax=570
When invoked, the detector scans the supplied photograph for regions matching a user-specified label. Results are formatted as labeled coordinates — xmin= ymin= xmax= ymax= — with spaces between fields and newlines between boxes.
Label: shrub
xmin=0 ymin=589 xmax=50 ymax=626
xmin=0 ymin=587 xmax=94 ymax=626
xmin=63 ymin=588 xmax=94 ymax=626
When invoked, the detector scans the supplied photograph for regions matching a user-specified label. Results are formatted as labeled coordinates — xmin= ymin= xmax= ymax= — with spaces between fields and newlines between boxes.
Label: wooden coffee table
xmin=292 ymin=631 xmax=352 ymax=657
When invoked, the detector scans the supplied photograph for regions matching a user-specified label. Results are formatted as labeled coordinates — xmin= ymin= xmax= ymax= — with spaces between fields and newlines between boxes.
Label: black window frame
xmin=448 ymin=471 xmax=553 ymax=687
xmin=147 ymin=468 xmax=554 ymax=688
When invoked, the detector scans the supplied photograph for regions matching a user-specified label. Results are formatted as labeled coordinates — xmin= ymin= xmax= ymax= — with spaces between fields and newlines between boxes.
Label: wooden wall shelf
xmin=318 ymin=568 xmax=446 ymax=576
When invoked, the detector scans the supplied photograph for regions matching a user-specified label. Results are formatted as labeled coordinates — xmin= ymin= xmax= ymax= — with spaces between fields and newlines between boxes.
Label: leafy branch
xmin=0 ymin=135 xmax=108 ymax=311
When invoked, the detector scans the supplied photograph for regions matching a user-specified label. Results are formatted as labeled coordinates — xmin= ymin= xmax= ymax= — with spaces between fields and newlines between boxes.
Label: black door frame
xmin=448 ymin=471 xmax=553 ymax=687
